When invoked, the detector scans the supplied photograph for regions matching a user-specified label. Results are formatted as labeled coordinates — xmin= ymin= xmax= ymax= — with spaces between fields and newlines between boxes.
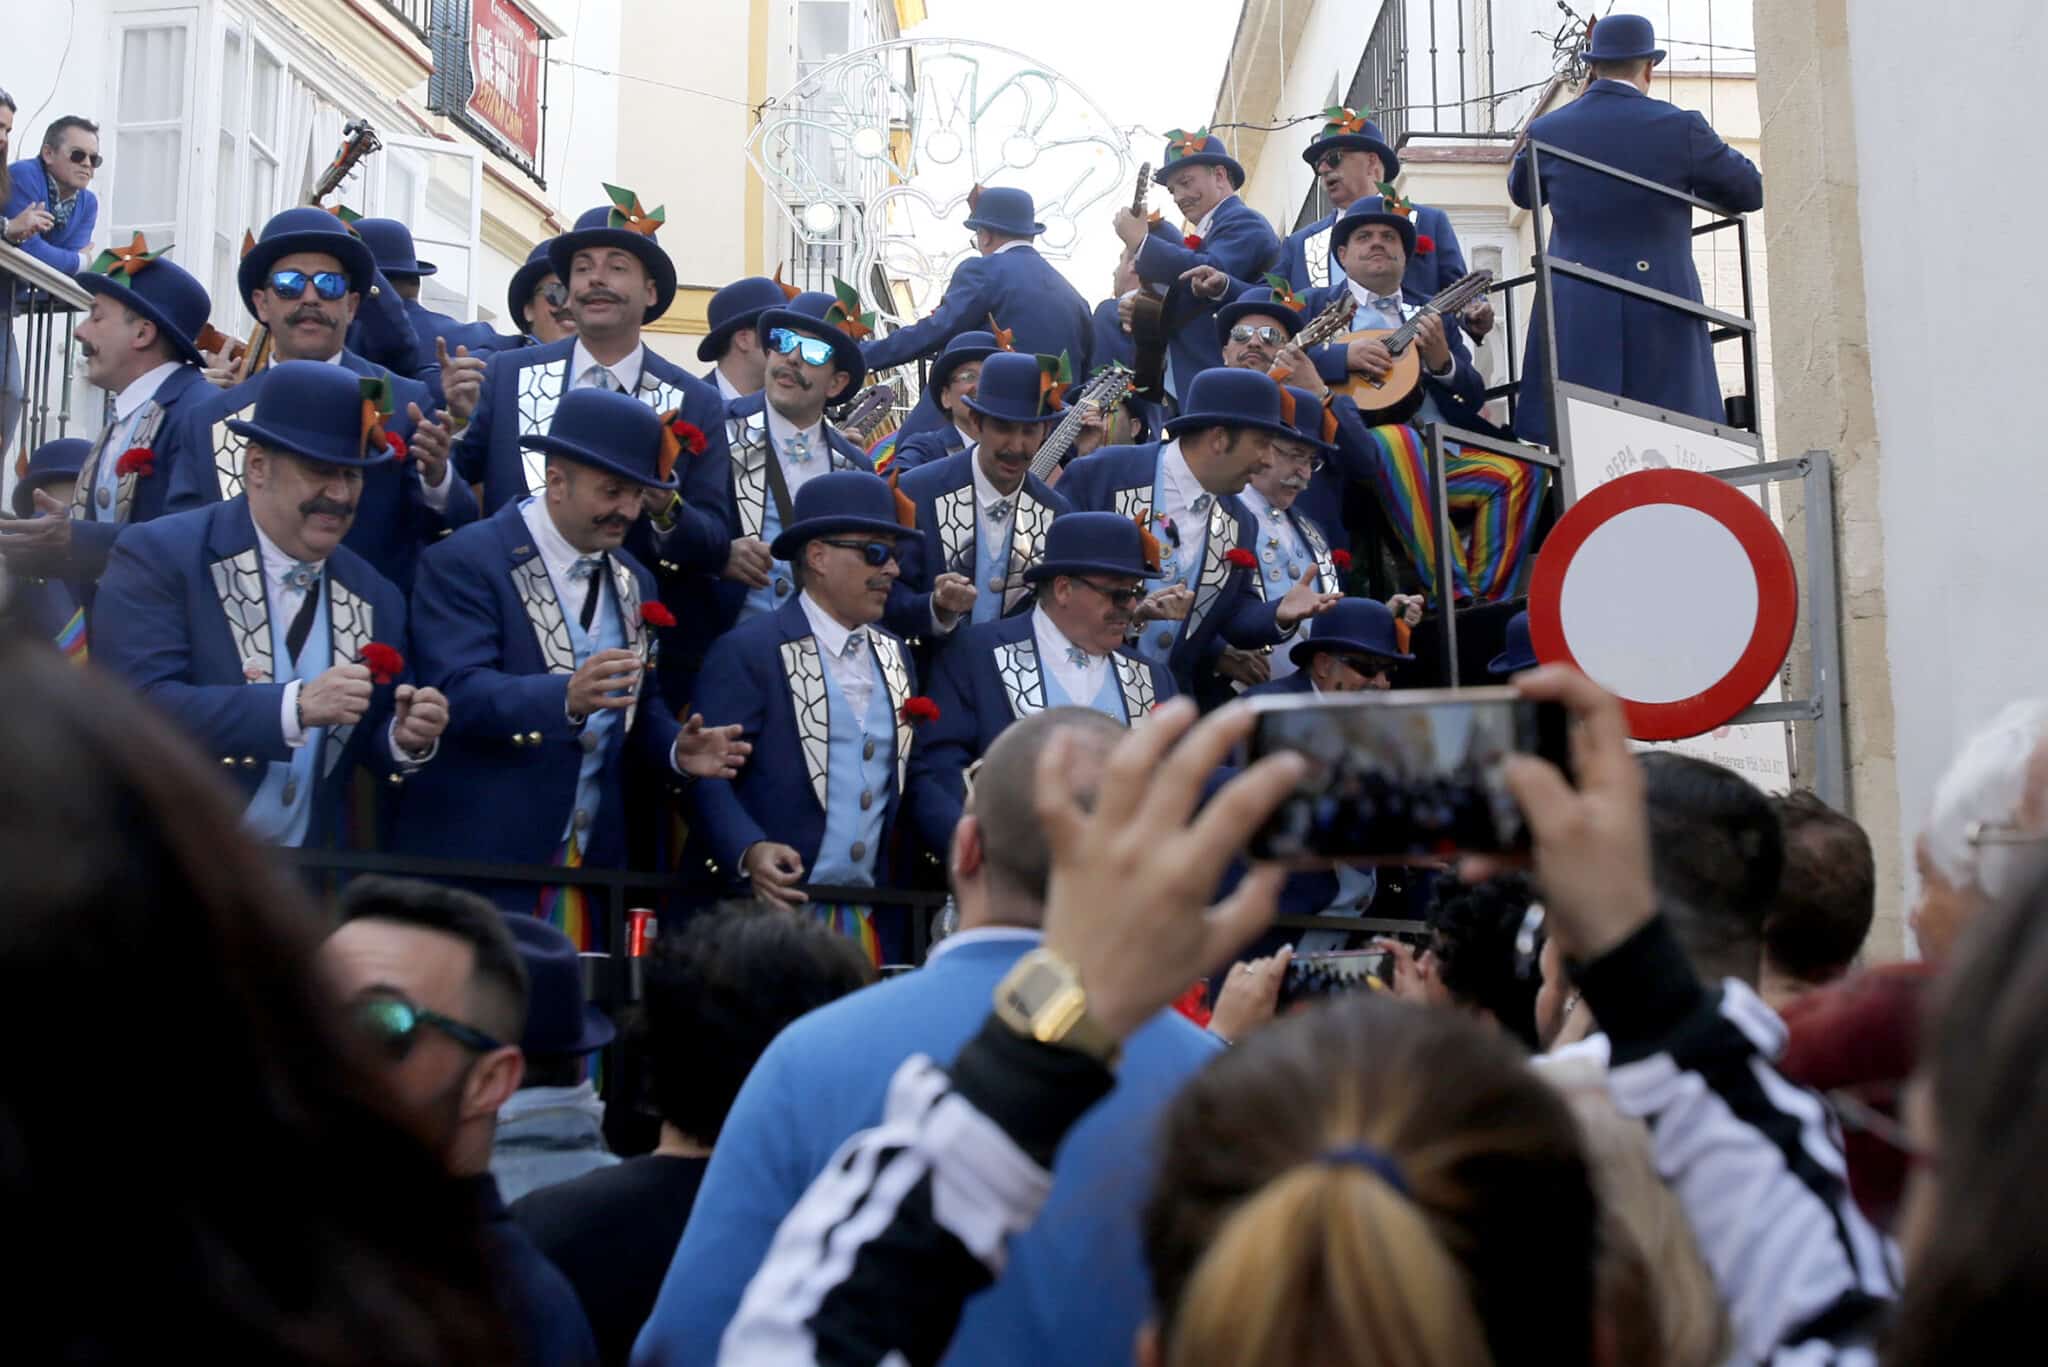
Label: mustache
xmin=864 ymin=575 xmax=894 ymax=592
xmin=287 ymin=305 xmax=334 ymax=327
xmin=78 ymin=339 xmax=100 ymax=360
xmin=772 ymin=364 xmax=816 ymax=390
xmin=1277 ymin=474 xmax=1310 ymax=490
xmin=593 ymin=513 xmax=632 ymax=532
xmin=300 ymin=496 xmax=355 ymax=519
xmin=576 ymin=287 xmax=626 ymax=306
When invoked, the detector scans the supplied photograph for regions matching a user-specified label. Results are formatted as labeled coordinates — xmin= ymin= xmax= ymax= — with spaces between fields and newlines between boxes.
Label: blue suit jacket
xmin=906 ymin=611 xmax=1175 ymax=851
xmin=1055 ymin=442 xmax=1288 ymax=694
xmin=2 ymin=158 xmax=97 ymax=274
xmin=1088 ymin=297 xmax=1137 ymax=374
xmin=66 ymin=363 xmax=213 ymax=586
xmin=1509 ymin=80 xmax=1763 ymax=443
xmin=1279 ymin=199 xmax=1468 ymax=302
xmin=890 ymin=388 xmax=953 ymax=447
xmin=403 ymin=298 xmax=517 ymax=405
xmin=164 ymin=352 xmax=475 ymax=591
xmin=1134 ymin=196 xmax=1282 ymax=390
xmin=342 ymin=266 xmax=427 ymax=382
xmin=92 ymin=497 xmax=409 ymax=841
xmin=632 ymin=935 xmax=1222 ymax=1367
xmin=887 ymin=425 xmax=967 ymax=474
xmin=393 ymin=500 xmax=681 ymax=882
xmin=688 ymin=595 xmax=919 ymax=888
xmin=861 ymin=246 xmax=1093 ymax=378
xmin=887 ymin=450 xmax=1069 ymax=637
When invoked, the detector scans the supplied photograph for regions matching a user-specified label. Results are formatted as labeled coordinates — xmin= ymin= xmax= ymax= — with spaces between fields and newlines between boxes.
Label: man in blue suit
xmin=94 ymin=362 xmax=451 ymax=848
xmin=1113 ymin=131 xmax=1281 ymax=400
xmin=1509 ymin=13 xmax=1763 ymax=445
xmin=0 ymin=243 xmax=213 ymax=605
xmin=697 ymin=275 xmax=788 ymax=406
xmin=906 ymin=511 xmax=1175 ymax=853
xmin=859 ymin=187 xmax=1092 ymax=381
xmin=688 ymin=471 xmax=922 ymax=941
xmin=164 ymin=208 xmax=476 ymax=592
xmin=1058 ymin=367 xmax=1341 ymax=699
xmin=883 ymin=328 xmax=1002 ymax=472
xmin=353 ymin=217 xmax=502 ymax=407
xmin=397 ymin=388 xmax=746 ymax=924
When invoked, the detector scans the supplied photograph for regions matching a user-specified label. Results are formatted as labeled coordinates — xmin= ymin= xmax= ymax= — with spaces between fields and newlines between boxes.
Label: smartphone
xmin=1275 ymin=948 xmax=1393 ymax=1008
xmin=1244 ymin=687 xmax=1571 ymax=865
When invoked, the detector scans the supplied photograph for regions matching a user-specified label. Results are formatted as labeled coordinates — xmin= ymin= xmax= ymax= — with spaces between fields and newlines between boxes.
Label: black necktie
xmin=576 ymin=554 xmax=609 ymax=631
xmin=285 ymin=577 xmax=321 ymax=663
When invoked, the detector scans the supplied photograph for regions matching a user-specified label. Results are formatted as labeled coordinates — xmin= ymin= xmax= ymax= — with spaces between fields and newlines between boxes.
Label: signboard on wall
xmin=466 ymin=0 xmax=542 ymax=167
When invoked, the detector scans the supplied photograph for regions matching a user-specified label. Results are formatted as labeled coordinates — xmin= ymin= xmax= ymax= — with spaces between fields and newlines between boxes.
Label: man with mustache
xmin=696 ymin=275 xmax=787 ymax=406
xmin=164 ymin=208 xmax=476 ymax=591
xmin=395 ymin=388 xmax=749 ymax=936
xmin=93 ymin=362 xmax=451 ymax=848
xmin=689 ymin=470 xmax=923 ymax=958
xmin=1058 ymin=367 xmax=1341 ymax=700
xmin=904 ymin=511 xmax=1177 ymax=853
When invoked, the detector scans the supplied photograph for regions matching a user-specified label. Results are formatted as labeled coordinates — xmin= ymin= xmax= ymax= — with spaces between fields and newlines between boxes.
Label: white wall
xmin=541 ymin=0 xmax=623 ymax=219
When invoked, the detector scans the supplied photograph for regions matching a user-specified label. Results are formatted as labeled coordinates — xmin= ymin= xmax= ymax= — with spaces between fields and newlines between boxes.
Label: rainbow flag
xmin=812 ymin=903 xmax=882 ymax=968
xmin=869 ymin=430 xmax=902 ymax=475
xmin=540 ymin=835 xmax=594 ymax=951
xmin=54 ymin=607 xmax=88 ymax=665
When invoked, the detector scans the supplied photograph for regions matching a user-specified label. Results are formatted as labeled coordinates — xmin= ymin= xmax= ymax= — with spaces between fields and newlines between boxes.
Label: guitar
xmin=833 ymin=382 xmax=898 ymax=447
xmin=1122 ymin=161 xmax=1171 ymax=398
xmin=1270 ymin=291 xmax=1359 ymax=385
xmin=230 ymin=119 xmax=382 ymax=382
xmin=1331 ymin=269 xmax=1495 ymax=424
xmin=1029 ymin=364 xmax=1135 ymax=485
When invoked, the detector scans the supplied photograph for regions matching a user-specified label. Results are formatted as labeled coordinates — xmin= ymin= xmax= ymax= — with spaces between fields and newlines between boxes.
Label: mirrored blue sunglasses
xmin=268 ymin=269 xmax=351 ymax=301
xmin=768 ymin=327 xmax=838 ymax=367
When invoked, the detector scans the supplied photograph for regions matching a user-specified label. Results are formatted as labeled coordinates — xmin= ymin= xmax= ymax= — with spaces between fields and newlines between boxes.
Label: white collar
xmin=113 ymin=360 xmax=186 ymax=419
xmin=1237 ymin=482 xmax=1282 ymax=523
xmin=798 ymin=589 xmax=867 ymax=658
xmin=991 ymin=239 xmax=1035 ymax=255
xmin=924 ymin=925 xmax=1042 ymax=965
xmin=969 ymin=451 xmax=1023 ymax=512
xmin=1194 ymin=193 xmax=1236 ymax=238
xmin=1589 ymin=78 xmax=1644 ymax=95
xmin=1159 ymin=439 xmax=1205 ymax=507
xmin=317 ymin=351 xmax=347 ymax=368
xmin=249 ymin=512 xmax=326 ymax=588
xmin=571 ymin=338 xmax=645 ymax=394
xmin=1345 ymin=276 xmax=1407 ymax=311
xmin=764 ymin=398 xmax=826 ymax=455
xmin=1031 ymin=603 xmax=1105 ymax=664
xmin=953 ymin=422 xmax=977 ymax=451
xmin=713 ymin=367 xmax=746 ymax=404
xmin=519 ymin=495 xmax=599 ymax=587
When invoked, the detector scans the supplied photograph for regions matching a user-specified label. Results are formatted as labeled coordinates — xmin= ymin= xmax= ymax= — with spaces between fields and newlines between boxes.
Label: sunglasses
xmin=768 ymin=328 xmax=838 ymax=367
xmin=538 ymin=280 xmax=570 ymax=308
xmin=267 ymin=269 xmax=350 ymax=301
xmin=1228 ymin=324 xmax=1288 ymax=347
xmin=1335 ymin=654 xmax=1397 ymax=679
xmin=1073 ymin=577 xmax=1145 ymax=609
xmin=64 ymin=147 xmax=104 ymax=168
xmin=353 ymin=994 xmax=504 ymax=1061
xmin=820 ymin=537 xmax=899 ymax=567
xmin=1315 ymin=152 xmax=1351 ymax=174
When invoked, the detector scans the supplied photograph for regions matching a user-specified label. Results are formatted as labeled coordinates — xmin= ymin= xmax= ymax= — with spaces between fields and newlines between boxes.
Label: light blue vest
xmin=1254 ymin=506 xmax=1313 ymax=679
xmin=244 ymin=582 xmax=330 ymax=848
xmin=89 ymin=404 xmax=144 ymax=522
xmin=970 ymin=505 xmax=1014 ymax=627
xmin=1042 ymin=654 xmax=1128 ymax=721
xmin=561 ymin=564 xmax=626 ymax=846
xmin=1132 ymin=448 xmax=1210 ymax=669
xmin=810 ymin=645 xmax=895 ymax=885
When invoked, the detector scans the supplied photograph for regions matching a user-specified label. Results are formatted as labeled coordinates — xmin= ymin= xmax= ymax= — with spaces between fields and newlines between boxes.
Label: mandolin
xmin=1030 ymin=364 xmax=1135 ymax=485
xmin=833 ymin=382 xmax=899 ymax=447
xmin=1332 ymin=269 xmax=1494 ymax=424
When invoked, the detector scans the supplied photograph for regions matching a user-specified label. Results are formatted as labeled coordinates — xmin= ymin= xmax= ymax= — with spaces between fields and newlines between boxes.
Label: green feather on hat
xmin=603 ymin=182 xmax=666 ymax=235
xmin=87 ymin=232 xmax=164 ymax=283
xmin=824 ymin=276 xmax=876 ymax=341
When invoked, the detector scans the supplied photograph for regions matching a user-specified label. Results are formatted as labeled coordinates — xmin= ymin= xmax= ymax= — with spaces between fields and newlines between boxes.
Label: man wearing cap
xmin=164 ymin=207 xmax=476 ymax=591
xmin=1509 ymin=13 xmax=1762 ymax=445
xmin=905 ymin=510 xmax=1176 ymax=852
xmin=396 ymin=388 xmax=749 ymax=934
xmin=352 ymin=216 xmax=501 ymax=410
xmin=858 ymin=187 xmax=1092 ymax=380
xmin=1059 ymin=368 xmax=1341 ymax=699
xmin=689 ymin=470 xmax=922 ymax=952
xmin=94 ymin=361 xmax=451 ymax=848
xmin=697 ymin=276 xmax=789 ymax=407
xmin=0 ymin=240 xmax=213 ymax=604
xmin=490 ymin=915 xmax=620 ymax=1205
xmin=882 ymin=328 xmax=1001 ymax=473
xmin=6 ymin=438 xmax=89 ymax=657
xmin=507 ymin=239 xmax=577 ymax=347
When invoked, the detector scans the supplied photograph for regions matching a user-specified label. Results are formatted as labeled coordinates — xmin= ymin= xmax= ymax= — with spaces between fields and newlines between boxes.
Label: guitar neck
xmin=1030 ymin=370 xmax=1131 ymax=482
xmin=1386 ymin=271 xmax=1494 ymax=350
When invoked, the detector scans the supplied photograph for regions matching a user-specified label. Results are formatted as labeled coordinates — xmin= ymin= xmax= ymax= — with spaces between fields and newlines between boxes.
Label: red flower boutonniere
xmin=1331 ymin=549 xmax=1354 ymax=572
xmin=1183 ymin=234 xmax=1204 ymax=250
xmin=114 ymin=446 xmax=156 ymax=479
xmin=900 ymin=696 xmax=941 ymax=725
xmin=657 ymin=412 xmax=709 ymax=482
xmin=360 ymin=643 xmax=405 ymax=686
xmin=640 ymin=602 xmax=677 ymax=629
xmin=1171 ymin=981 xmax=1212 ymax=1028
xmin=1224 ymin=547 xmax=1258 ymax=570
xmin=383 ymin=431 xmax=408 ymax=463
xmin=1414 ymin=234 xmax=1436 ymax=256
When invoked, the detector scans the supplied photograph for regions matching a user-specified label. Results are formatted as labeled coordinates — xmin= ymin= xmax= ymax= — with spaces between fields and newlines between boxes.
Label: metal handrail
xmin=0 ymin=240 xmax=93 ymax=308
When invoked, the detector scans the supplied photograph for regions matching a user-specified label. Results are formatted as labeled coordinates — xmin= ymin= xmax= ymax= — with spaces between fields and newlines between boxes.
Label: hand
xmin=1073 ymin=402 xmax=1108 ymax=457
xmin=391 ymin=684 xmax=449 ymax=755
xmin=1209 ymin=945 xmax=1292 ymax=1043
xmin=929 ymin=571 xmax=978 ymax=626
xmin=1272 ymin=343 xmax=1328 ymax=397
xmin=566 ymin=647 xmax=642 ymax=717
xmin=1214 ymin=647 xmax=1271 ymax=687
xmin=1178 ymin=265 xmax=1231 ymax=300
xmin=405 ymin=402 xmax=453 ymax=488
xmin=1387 ymin=593 xmax=1425 ymax=627
xmin=1111 ymin=206 xmax=1149 ymax=250
xmin=1370 ymin=937 xmax=1438 ymax=1004
xmin=743 ymin=841 xmax=809 ymax=908
xmin=199 ymin=344 xmax=240 ymax=389
xmin=723 ymin=536 xmax=773 ymax=588
xmin=1274 ymin=568 xmax=1343 ymax=630
xmin=640 ymin=485 xmax=679 ymax=523
xmin=673 ymin=712 xmax=751 ymax=779
xmin=5 ymin=206 xmax=54 ymax=241
xmin=0 ymin=489 xmax=73 ymax=574
xmin=1132 ymin=584 xmax=1193 ymax=624
xmin=436 ymin=338 xmax=486 ymax=422
xmin=300 ymin=662 xmax=375 ymax=729
xmin=1414 ymin=313 xmax=1453 ymax=373
xmin=1035 ymin=698 xmax=1311 ymax=1040
xmin=1461 ymin=295 xmax=1496 ymax=342
xmin=1345 ymin=338 xmax=1395 ymax=378
xmin=1116 ymin=290 xmax=1139 ymax=333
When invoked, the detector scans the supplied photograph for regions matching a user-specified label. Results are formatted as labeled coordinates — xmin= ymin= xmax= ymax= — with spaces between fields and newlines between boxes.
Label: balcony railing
xmin=2 ymin=240 xmax=91 ymax=481
xmin=376 ymin=0 xmax=433 ymax=40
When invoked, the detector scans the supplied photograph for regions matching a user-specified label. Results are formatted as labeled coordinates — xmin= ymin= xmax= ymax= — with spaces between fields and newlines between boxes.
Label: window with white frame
xmin=109 ymin=19 xmax=193 ymax=254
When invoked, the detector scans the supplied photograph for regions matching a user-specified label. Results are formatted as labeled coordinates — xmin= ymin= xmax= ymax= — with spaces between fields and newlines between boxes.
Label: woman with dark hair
xmin=0 ymin=635 xmax=516 ymax=1365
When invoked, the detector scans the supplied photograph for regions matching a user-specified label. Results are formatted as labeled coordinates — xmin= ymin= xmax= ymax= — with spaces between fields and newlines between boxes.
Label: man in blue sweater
xmin=633 ymin=706 xmax=1222 ymax=1366
xmin=4 ymin=115 xmax=102 ymax=453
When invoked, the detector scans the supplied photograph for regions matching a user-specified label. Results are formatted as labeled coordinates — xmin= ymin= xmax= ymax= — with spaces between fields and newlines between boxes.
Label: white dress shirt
xmin=520 ymin=495 xmax=608 ymax=631
xmin=991 ymin=239 xmax=1035 ymax=256
xmin=799 ymin=590 xmax=880 ymax=717
xmin=317 ymin=351 xmax=454 ymax=511
xmin=954 ymin=423 xmax=977 ymax=452
xmin=88 ymin=360 xmax=185 ymax=508
xmin=1032 ymin=605 xmax=1111 ymax=705
xmin=970 ymin=454 xmax=1020 ymax=541
xmin=1155 ymin=440 xmax=1212 ymax=573
xmin=713 ymin=367 xmax=746 ymax=405
xmin=1340 ymin=282 xmax=1456 ymax=380
xmin=762 ymin=400 xmax=832 ymax=500
xmin=570 ymin=339 xmax=646 ymax=396
xmin=114 ymin=359 xmax=183 ymax=421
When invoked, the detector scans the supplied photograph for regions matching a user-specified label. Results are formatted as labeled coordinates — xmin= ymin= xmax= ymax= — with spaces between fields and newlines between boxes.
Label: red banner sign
xmin=467 ymin=0 xmax=542 ymax=167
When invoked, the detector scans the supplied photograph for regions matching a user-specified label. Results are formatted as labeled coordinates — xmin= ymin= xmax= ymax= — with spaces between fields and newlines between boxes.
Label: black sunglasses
xmin=1334 ymin=654 xmax=1397 ymax=678
xmin=820 ymin=537 xmax=899 ymax=567
xmin=268 ymin=269 xmax=350 ymax=301
xmin=1073 ymin=577 xmax=1145 ymax=609
xmin=353 ymin=994 xmax=504 ymax=1061
xmin=65 ymin=147 xmax=104 ymax=168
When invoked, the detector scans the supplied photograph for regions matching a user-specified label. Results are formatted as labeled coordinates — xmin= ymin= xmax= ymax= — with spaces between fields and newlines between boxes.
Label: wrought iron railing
xmin=376 ymin=0 xmax=433 ymax=40
xmin=1 ymin=240 xmax=91 ymax=479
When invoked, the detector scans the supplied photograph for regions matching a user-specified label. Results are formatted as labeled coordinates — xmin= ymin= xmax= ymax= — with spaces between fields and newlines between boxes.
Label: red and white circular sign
xmin=1527 ymin=469 xmax=1797 ymax=741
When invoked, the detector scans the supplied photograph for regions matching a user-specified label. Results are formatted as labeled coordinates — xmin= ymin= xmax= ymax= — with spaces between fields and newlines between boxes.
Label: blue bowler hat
xmin=517 ymin=387 xmax=677 ymax=491
xmin=547 ymin=186 xmax=679 ymax=324
xmin=1331 ymin=202 xmax=1417 ymax=259
xmin=237 ymin=206 xmax=377 ymax=314
xmin=929 ymin=329 xmax=1003 ymax=393
xmin=1490 ymin=610 xmax=1538 ymax=676
xmin=1279 ymin=385 xmax=1337 ymax=454
xmin=224 ymin=360 xmax=399 ymax=468
xmin=769 ymin=469 xmax=917 ymax=562
xmin=503 ymin=915 xmax=615 ymax=1058
xmin=962 ymin=351 xmax=1065 ymax=425
xmin=506 ymin=239 xmax=561 ymax=335
xmin=1586 ymin=13 xmax=1665 ymax=64
xmin=12 ymin=437 xmax=89 ymax=518
xmin=1215 ymin=285 xmax=1304 ymax=348
xmin=698 ymin=276 xmax=792 ymax=361
xmin=1301 ymin=107 xmax=1400 ymax=180
xmin=1156 ymin=130 xmax=1246 ymax=190
xmin=1164 ymin=368 xmax=1300 ymax=445
xmin=353 ymin=217 xmax=438 ymax=277
xmin=1025 ymin=511 xmax=1157 ymax=584
xmin=757 ymin=289 xmax=868 ymax=392
xmin=961 ymin=186 xmax=1045 ymax=238
xmin=75 ymin=244 xmax=212 ymax=367
xmin=1289 ymin=598 xmax=1414 ymax=669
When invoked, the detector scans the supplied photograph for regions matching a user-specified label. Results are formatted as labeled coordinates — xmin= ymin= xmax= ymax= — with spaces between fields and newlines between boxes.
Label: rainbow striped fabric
xmin=811 ymin=903 xmax=882 ymax=968
xmin=55 ymin=607 xmax=88 ymax=665
xmin=1357 ymin=424 xmax=1545 ymax=603
xmin=540 ymin=835 xmax=594 ymax=952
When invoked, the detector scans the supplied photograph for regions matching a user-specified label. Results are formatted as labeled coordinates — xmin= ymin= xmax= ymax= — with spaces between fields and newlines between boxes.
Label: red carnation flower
xmin=640 ymin=601 xmax=677 ymax=628
xmin=1172 ymin=981 xmax=1212 ymax=1028
xmin=360 ymin=643 xmax=405 ymax=686
xmin=114 ymin=446 xmax=156 ymax=479
xmin=1183 ymin=234 xmax=1204 ymax=250
xmin=1414 ymin=234 xmax=1436 ymax=255
xmin=1224 ymin=547 xmax=1257 ymax=570
xmin=900 ymin=696 xmax=941 ymax=725
xmin=669 ymin=418 xmax=708 ymax=457
xmin=383 ymin=431 xmax=408 ymax=462
xmin=1331 ymin=549 xmax=1354 ymax=572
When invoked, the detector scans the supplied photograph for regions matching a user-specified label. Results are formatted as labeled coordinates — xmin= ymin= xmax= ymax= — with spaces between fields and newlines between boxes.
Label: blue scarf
xmin=45 ymin=172 xmax=79 ymax=233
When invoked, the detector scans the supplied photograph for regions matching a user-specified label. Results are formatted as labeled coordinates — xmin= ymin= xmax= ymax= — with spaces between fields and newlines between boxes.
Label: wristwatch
xmin=992 ymin=947 xmax=1121 ymax=1068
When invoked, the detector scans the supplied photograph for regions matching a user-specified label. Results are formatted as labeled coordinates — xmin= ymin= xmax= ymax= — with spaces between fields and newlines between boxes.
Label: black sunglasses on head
xmin=819 ymin=537 xmax=899 ymax=567
xmin=353 ymin=994 xmax=504 ymax=1061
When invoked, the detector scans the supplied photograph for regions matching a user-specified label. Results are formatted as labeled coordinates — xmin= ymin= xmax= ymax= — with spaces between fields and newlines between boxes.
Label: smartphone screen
xmin=1244 ymin=687 xmax=1570 ymax=865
